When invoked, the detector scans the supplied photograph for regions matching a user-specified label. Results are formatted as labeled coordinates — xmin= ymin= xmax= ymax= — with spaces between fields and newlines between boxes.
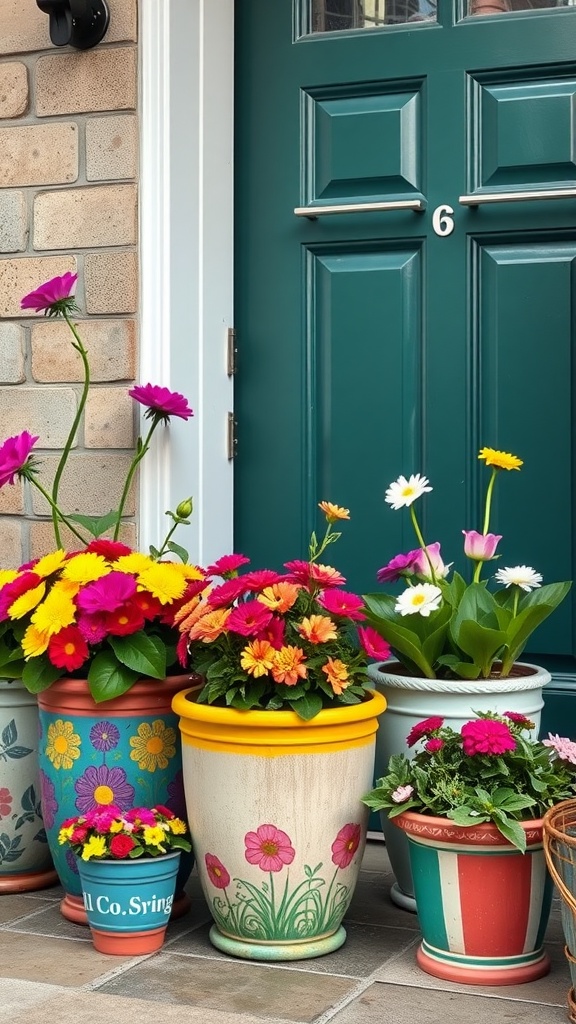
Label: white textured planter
xmin=0 ymin=679 xmax=57 ymax=892
xmin=368 ymin=660 xmax=550 ymax=911
xmin=173 ymin=688 xmax=386 ymax=961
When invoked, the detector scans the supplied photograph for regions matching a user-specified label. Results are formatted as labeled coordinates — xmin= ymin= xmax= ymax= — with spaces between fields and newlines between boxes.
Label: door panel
xmin=235 ymin=0 xmax=576 ymax=671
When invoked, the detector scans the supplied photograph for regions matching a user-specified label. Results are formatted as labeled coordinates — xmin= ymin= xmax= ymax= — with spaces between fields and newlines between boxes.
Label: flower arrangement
xmin=363 ymin=447 xmax=571 ymax=680
xmin=57 ymin=804 xmax=191 ymax=860
xmin=175 ymin=502 xmax=391 ymax=720
xmin=0 ymin=271 xmax=200 ymax=701
xmin=363 ymin=712 xmax=576 ymax=851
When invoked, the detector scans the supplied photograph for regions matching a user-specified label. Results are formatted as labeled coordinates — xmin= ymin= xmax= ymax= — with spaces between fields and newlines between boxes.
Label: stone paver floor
xmin=0 ymin=842 xmax=572 ymax=1024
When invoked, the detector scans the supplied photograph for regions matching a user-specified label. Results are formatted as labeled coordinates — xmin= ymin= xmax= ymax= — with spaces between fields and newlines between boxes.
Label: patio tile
xmin=345 ymin=870 xmax=420 ymax=931
xmin=0 ymin=893 xmax=55 ymax=924
xmin=332 ymin=982 xmax=571 ymax=1023
xmin=97 ymin=952 xmax=357 ymax=1021
xmin=0 ymin=930 xmax=132 ymax=984
xmin=3 ymin=900 xmax=94 ymax=940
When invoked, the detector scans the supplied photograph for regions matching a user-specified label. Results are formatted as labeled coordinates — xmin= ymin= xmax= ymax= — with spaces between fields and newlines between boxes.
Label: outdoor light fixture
xmin=36 ymin=0 xmax=110 ymax=50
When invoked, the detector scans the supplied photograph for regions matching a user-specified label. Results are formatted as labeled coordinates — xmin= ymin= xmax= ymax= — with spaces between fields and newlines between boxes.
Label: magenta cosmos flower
xmin=129 ymin=383 xmax=193 ymax=422
xmin=318 ymin=590 xmax=366 ymax=621
xmin=0 ymin=431 xmax=39 ymax=488
xmin=461 ymin=719 xmax=516 ymax=756
xmin=76 ymin=571 xmax=137 ymax=615
xmin=206 ymin=553 xmax=250 ymax=577
xmin=227 ymin=600 xmax=273 ymax=636
xmin=376 ymin=549 xmax=418 ymax=583
xmin=331 ymin=823 xmax=361 ymax=869
xmin=406 ymin=716 xmax=444 ymax=748
xmin=205 ymin=853 xmax=231 ymax=889
xmin=20 ymin=272 xmax=77 ymax=313
xmin=244 ymin=824 xmax=296 ymax=872
xmin=462 ymin=530 xmax=502 ymax=561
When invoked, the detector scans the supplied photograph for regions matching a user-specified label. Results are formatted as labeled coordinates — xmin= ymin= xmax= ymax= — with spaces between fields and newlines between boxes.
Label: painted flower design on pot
xmin=38 ymin=770 xmax=58 ymax=830
xmin=74 ymin=764 xmax=135 ymax=814
xmin=45 ymin=719 xmax=81 ymax=770
xmin=244 ymin=824 xmax=295 ymax=872
xmin=129 ymin=720 xmax=177 ymax=772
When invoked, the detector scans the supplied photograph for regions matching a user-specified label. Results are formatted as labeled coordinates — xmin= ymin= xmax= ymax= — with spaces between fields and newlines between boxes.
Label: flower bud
xmin=176 ymin=497 xmax=193 ymax=520
xmin=462 ymin=530 xmax=501 ymax=561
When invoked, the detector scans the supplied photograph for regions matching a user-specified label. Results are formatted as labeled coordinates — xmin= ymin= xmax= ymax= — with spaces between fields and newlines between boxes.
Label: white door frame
xmin=138 ymin=0 xmax=234 ymax=567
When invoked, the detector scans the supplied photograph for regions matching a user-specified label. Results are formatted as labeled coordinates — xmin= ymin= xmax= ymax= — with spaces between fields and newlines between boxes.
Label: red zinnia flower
xmin=86 ymin=539 xmax=133 ymax=560
xmin=129 ymin=383 xmax=193 ymax=422
xmin=406 ymin=716 xmax=444 ymax=748
xmin=256 ymin=615 xmax=285 ymax=650
xmin=461 ymin=719 xmax=516 ymax=756
xmin=227 ymin=600 xmax=273 ymax=637
xmin=47 ymin=626 xmax=89 ymax=672
xmin=20 ymin=271 xmax=77 ymax=312
xmin=110 ymin=833 xmax=137 ymax=858
xmin=105 ymin=602 xmax=146 ymax=636
xmin=504 ymin=711 xmax=534 ymax=728
xmin=131 ymin=590 xmax=164 ymax=620
xmin=209 ymin=577 xmax=249 ymax=608
xmin=425 ymin=738 xmax=445 ymax=753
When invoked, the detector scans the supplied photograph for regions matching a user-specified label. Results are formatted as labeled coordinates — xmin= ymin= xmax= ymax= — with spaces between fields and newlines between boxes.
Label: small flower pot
xmin=77 ymin=851 xmax=181 ymax=955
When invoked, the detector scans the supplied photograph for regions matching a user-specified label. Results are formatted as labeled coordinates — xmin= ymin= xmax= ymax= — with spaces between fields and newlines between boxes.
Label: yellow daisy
xmin=478 ymin=447 xmax=523 ymax=471
xmin=61 ymin=552 xmax=109 ymax=584
xmin=81 ymin=835 xmax=107 ymax=861
xmin=115 ymin=553 xmax=153 ymax=574
xmin=143 ymin=825 xmax=167 ymax=850
xmin=8 ymin=581 xmax=46 ymax=620
xmin=167 ymin=818 xmax=188 ymax=835
xmin=21 ymin=623 xmax=50 ymax=659
xmin=0 ymin=570 xmax=19 ymax=587
xmin=46 ymin=719 xmax=81 ymax=770
xmin=318 ymin=501 xmax=350 ymax=522
xmin=31 ymin=584 xmax=76 ymax=636
xmin=33 ymin=550 xmax=67 ymax=578
xmin=137 ymin=563 xmax=187 ymax=605
xmin=129 ymin=720 xmax=177 ymax=772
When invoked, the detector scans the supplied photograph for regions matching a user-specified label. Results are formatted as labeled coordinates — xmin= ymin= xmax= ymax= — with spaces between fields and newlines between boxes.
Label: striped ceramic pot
xmin=172 ymin=688 xmax=387 ymax=961
xmin=395 ymin=811 xmax=552 ymax=985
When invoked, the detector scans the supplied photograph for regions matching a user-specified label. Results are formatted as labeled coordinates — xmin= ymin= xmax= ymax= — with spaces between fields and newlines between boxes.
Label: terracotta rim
xmin=394 ymin=810 xmax=544 ymax=847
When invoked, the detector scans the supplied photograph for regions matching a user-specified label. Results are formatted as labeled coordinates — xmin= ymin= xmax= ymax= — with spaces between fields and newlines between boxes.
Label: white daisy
xmin=394 ymin=583 xmax=443 ymax=617
xmin=494 ymin=565 xmax=543 ymax=592
xmin=385 ymin=474 xmax=432 ymax=510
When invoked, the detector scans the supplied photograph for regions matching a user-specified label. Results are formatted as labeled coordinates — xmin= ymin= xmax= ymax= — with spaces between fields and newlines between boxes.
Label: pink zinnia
xmin=461 ymin=719 xmax=516 ymax=756
xmin=205 ymin=853 xmax=231 ymax=889
xmin=77 ymin=612 xmax=108 ymax=644
xmin=84 ymin=805 xmax=123 ymax=832
xmin=209 ymin=577 xmax=249 ymax=608
xmin=227 ymin=600 xmax=273 ymax=637
xmin=542 ymin=733 xmax=576 ymax=766
xmin=76 ymin=571 xmax=137 ymax=614
xmin=331 ymin=823 xmax=362 ymax=869
xmin=242 ymin=569 xmax=283 ymax=591
xmin=318 ymin=590 xmax=366 ymax=621
xmin=206 ymin=554 xmax=250 ymax=577
xmin=504 ymin=711 xmax=534 ymax=729
xmin=376 ymin=549 xmax=418 ymax=583
xmin=125 ymin=807 xmax=158 ymax=826
xmin=20 ymin=271 xmax=77 ymax=312
xmin=0 ymin=431 xmax=39 ymax=488
xmin=425 ymin=738 xmax=444 ymax=753
xmin=129 ymin=383 xmax=193 ymax=421
xmin=406 ymin=716 xmax=444 ymax=747
xmin=244 ymin=824 xmax=295 ymax=872
xmin=358 ymin=626 xmax=391 ymax=662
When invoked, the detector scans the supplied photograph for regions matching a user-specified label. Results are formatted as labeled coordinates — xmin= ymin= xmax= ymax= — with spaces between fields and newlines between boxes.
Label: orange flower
xmin=188 ymin=608 xmax=230 ymax=642
xmin=322 ymin=657 xmax=349 ymax=695
xmin=258 ymin=582 xmax=300 ymax=613
xmin=297 ymin=614 xmax=337 ymax=644
xmin=174 ymin=594 xmax=204 ymax=630
xmin=271 ymin=646 xmax=307 ymax=686
xmin=318 ymin=501 xmax=350 ymax=523
xmin=240 ymin=639 xmax=276 ymax=677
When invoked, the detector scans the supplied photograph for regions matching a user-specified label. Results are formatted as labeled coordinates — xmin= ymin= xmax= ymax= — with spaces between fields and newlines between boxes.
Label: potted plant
xmin=171 ymin=504 xmax=388 ymax=961
xmin=362 ymin=448 xmax=571 ymax=909
xmin=57 ymin=803 xmax=191 ymax=954
xmin=363 ymin=712 xmax=576 ymax=985
xmin=0 ymin=271 xmax=199 ymax=915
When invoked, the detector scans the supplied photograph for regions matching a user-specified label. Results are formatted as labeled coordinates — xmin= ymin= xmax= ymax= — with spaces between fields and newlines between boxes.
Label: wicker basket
xmin=543 ymin=800 xmax=576 ymax=994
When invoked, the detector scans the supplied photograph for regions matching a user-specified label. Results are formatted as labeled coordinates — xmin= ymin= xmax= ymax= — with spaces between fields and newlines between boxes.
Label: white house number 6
xmin=432 ymin=204 xmax=455 ymax=237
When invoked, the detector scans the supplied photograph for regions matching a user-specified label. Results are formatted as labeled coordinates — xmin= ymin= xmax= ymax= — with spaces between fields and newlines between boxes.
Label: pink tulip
xmin=412 ymin=542 xmax=450 ymax=581
xmin=462 ymin=530 xmax=502 ymax=561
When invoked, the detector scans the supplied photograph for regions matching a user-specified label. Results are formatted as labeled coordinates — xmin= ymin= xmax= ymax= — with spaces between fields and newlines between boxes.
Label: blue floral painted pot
xmin=78 ymin=851 xmax=181 ymax=955
xmin=38 ymin=674 xmax=197 ymax=922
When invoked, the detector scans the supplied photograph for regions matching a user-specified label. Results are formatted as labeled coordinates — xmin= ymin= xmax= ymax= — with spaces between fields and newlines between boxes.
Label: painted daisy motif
xmin=494 ymin=565 xmax=543 ymax=592
xmin=394 ymin=583 xmax=443 ymax=617
xmin=385 ymin=474 xmax=432 ymax=510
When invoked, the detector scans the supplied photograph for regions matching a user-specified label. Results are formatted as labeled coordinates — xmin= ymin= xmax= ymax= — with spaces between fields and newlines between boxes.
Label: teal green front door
xmin=234 ymin=0 xmax=576 ymax=672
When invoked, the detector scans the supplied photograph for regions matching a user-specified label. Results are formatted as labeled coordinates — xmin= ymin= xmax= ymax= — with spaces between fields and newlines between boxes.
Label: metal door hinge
xmin=227 ymin=412 xmax=237 ymax=460
xmin=227 ymin=328 xmax=237 ymax=376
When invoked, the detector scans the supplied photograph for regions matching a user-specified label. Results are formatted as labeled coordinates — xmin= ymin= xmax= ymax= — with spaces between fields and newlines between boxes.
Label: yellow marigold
xmin=187 ymin=608 xmax=230 ymax=642
xmin=322 ymin=657 xmax=349 ymax=695
xmin=115 ymin=552 xmax=153 ymax=574
xmin=33 ymin=550 xmax=67 ymax=578
xmin=109 ymin=820 xmax=124 ymax=833
xmin=61 ymin=552 xmax=109 ymax=584
xmin=297 ymin=614 xmax=338 ymax=644
xmin=0 ymin=569 xmax=19 ymax=587
xmin=8 ymin=581 xmax=46 ymax=620
xmin=240 ymin=639 xmax=276 ymax=677
xmin=21 ymin=623 xmax=50 ymax=659
xmin=143 ymin=825 xmax=167 ymax=850
xmin=318 ymin=501 xmax=350 ymax=522
xmin=31 ymin=584 xmax=76 ymax=637
xmin=137 ymin=563 xmax=187 ymax=605
xmin=258 ymin=582 xmax=300 ymax=613
xmin=82 ymin=835 xmax=107 ymax=861
xmin=58 ymin=825 xmax=75 ymax=845
xmin=167 ymin=818 xmax=188 ymax=835
xmin=168 ymin=562 xmax=205 ymax=581
xmin=129 ymin=719 xmax=177 ymax=772
xmin=46 ymin=719 xmax=81 ymax=770
xmin=478 ymin=447 xmax=523 ymax=471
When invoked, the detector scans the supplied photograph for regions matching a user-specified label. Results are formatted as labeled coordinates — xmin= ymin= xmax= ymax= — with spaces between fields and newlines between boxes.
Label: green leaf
xmin=66 ymin=510 xmax=120 ymax=538
xmin=21 ymin=657 xmax=63 ymax=694
xmin=87 ymin=652 xmax=140 ymax=703
xmin=166 ymin=541 xmax=189 ymax=563
xmin=362 ymin=595 xmax=436 ymax=677
xmin=490 ymin=814 xmax=526 ymax=852
xmin=288 ymin=691 xmax=323 ymax=721
xmin=108 ymin=632 xmax=166 ymax=680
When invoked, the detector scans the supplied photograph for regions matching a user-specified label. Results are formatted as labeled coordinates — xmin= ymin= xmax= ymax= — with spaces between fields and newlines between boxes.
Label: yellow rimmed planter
xmin=172 ymin=688 xmax=386 ymax=961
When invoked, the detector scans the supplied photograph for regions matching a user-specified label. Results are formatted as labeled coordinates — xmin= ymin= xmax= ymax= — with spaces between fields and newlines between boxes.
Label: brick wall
xmin=0 ymin=0 xmax=139 ymax=567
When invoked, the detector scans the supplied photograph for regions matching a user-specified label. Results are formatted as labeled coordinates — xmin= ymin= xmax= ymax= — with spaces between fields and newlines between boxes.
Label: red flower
xmin=318 ymin=590 xmax=366 ymax=621
xmin=132 ymin=590 xmax=164 ymax=620
xmin=331 ymin=823 xmax=362 ymax=868
xmin=110 ymin=833 xmax=137 ymax=858
xmin=205 ymin=853 xmax=231 ymax=888
xmin=406 ymin=716 xmax=444 ymax=748
xmin=105 ymin=601 xmax=146 ymax=636
xmin=425 ymin=738 xmax=444 ymax=753
xmin=70 ymin=825 xmax=89 ymax=844
xmin=86 ymin=539 xmax=133 ymax=560
xmin=227 ymin=600 xmax=273 ymax=637
xmin=47 ymin=626 xmax=89 ymax=671
xmin=206 ymin=554 xmax=250 ymax=578
xmin=0 ymin=788 xmax=12 ymax=817
xmin=0 ymin=571 xmax=42 ymax=620
xmin=504 ymin=711 xmax=534 ymax=728
xmin=461 ymin=719 xmax=516 ymax=756
xmin=209 ymin=578 xmax=249 ymax=608
xmin=257 ymin=615 xmax=285 ymax=650
xmin=20 ymin=271 xmax=77 ymax=312
xmin=129 ymin=383 xmax=193 ymax=422
xmin=153 ymin=805 xmax=174 ymax=818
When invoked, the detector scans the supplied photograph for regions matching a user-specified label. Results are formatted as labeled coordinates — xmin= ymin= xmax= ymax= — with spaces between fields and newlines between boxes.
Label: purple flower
xmin=74 ymin=764 xmax=135 ymax=814
xmin=0 ymin=432 xmax=39 ymax=488
xmin=38 ymin=769 xmax=58 ymax=830
xmin=65 ymin=848 xmax=79 ymax=874
xmin=90 ymin=721 xmax=120 ymax=752
xmin=166 ymin=769 xmax=187 ymax=819
xmin=129 ymin=384 xmax=193 ymax=422
xmin=376 ymin=549 xmax=419 ymax=583
xmin=463 ymin=530 xmax=502 ymax=561
xmin=76 ymin=571 xmax=136 ymax=615
xmin=412 ymin=542 xmax=451 ymax=581
xmin=21 ymin=272 xmax=77 ymax=312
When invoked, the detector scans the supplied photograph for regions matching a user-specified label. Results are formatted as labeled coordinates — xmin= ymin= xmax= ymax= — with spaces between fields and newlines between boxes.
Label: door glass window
xmin=467 ymin=0 xmax=572 ymax=14
xmin=308 ymin=0 xmax=437 ymax=31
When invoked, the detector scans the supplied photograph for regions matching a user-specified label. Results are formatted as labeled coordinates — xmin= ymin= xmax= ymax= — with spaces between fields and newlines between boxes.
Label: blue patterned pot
xmin=38 ymin=674 xmax=197 ymax=922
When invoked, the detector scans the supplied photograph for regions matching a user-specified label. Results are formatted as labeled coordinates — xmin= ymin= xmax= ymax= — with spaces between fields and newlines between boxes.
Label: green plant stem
xmin=409 ymin=505 xmax=437 ymax=585
xmin=49 ymin=312 xmax=91 ymax=548
xmin=482 ymin=468 xmax=497 ymax=535
xmin=113 ymin=419 xmax=159 ymax=541
xmin=473 ymin=559 xmax=483 ymax=584
xmin=28 ymin=477 xmax=89 ymax=545
xmin=155 ymin=520 xmax=179 ymax=559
